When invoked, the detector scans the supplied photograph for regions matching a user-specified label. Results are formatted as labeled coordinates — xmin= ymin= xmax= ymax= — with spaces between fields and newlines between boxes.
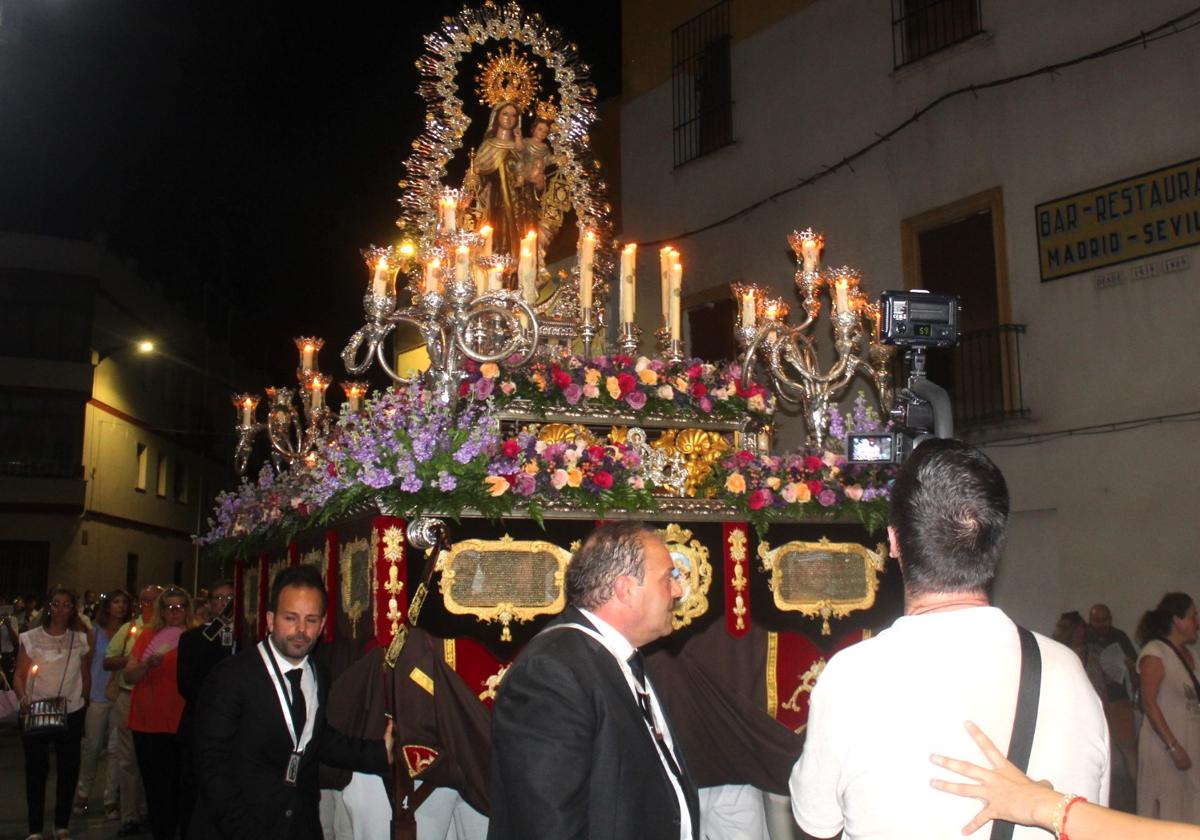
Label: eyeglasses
xmin=164 ymin=604 xmax=187 ymax=612
xmin=211 ymin=594 xmax=235 ymax=602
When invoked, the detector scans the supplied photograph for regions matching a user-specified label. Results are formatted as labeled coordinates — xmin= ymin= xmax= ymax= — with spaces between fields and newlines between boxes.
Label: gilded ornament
xmin=728 ymin=527 xmax=748 ymax=631
xmin=757 ymin=537 xmax=885 ymax=635
xmin=475 ymin=43 xmax=540 ymax=110
xmin=340 ymin=537 xmax=370 ymax=640
xmin=653 ymin=428 xmax=730 ymax=497
xmin=478 ymin=663 xmax=511 ymax=702
xmin=658 ymin=524 xmax=712 ymax=630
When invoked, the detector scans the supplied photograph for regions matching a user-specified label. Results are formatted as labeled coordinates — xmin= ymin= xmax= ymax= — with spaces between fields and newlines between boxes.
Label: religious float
xmin=202 ymin=2 xmax=909 ymax=830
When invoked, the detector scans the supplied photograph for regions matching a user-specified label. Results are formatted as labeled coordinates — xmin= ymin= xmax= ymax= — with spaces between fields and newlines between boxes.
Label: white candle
xmin=440 ymin=197 xmax=457 ymax=233
xmin=669 ymin=262 xmax=683 ymax=340
xmin=311 ymin=386 xmax=324 ymax=411
xmin=579 ymin=231 xmax=595 ymax=312
xmin=519 ymin=247 xmax=537 ymax=303
xmin=741 ymin=289 xmax=756 ymax=328
xmin=425 ymin=258 xmax=442 ymax=295
xmin=472 ymin=265 xmax=487 ymax=297
xmin=240 ymin=398 xmax=254 ymax=427
xmin=659 ymin=247 xmax=674 ymax=327
xmin=479 ymin=225 xmax=493 ymax=257
xmin=620 ymin=244 xmax=637 ymax=323
xmin=455 ymin=245 xmax=470 ymax=285
xmin=487 ymin=266 xmax=503 ymax=292
xmin=800 ymin=235 xmax=822 ymax=275
xmin=371 ymin=258 xmax=391 ymax=297
xmin=835 ymin=279 xmax=849 ymax=314
xmin=300 ymin=343 xmax=315 ymax=373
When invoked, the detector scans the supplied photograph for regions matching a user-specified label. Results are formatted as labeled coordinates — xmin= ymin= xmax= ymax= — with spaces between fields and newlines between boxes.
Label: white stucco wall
xmin=620 ymin=0 xmax=1200 ymax=634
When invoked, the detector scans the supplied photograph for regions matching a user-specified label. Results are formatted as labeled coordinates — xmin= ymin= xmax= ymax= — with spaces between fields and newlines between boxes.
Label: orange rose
xmin=725 ymin=473 xmax=747 ymax=494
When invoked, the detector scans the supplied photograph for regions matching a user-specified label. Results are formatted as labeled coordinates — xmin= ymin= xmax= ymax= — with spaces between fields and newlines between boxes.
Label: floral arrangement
xmin=198 ymin=383 xmax=893 ymax=558
xmin=460 ymin=354 xmax=774 ymax=423
xmin=700 ymin=393 xmax=896 ymax=532
xmin=480 ymin=429 xmax=656 ymax=518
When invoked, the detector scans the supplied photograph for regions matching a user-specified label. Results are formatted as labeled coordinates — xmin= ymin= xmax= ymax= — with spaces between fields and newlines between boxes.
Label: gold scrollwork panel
xmin=438 ymin=535 xmax=570 ymax=641
xmin=758 ymin=537 xmax=886 ymax=635
xmin=340 ymin=537 xmax=371 ymax=640
xmin=657 ymin=523 xmax=713 ymax=630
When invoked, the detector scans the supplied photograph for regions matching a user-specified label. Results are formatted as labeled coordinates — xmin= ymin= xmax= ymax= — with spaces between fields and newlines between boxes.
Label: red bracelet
xmin=1058 ymin=795 xmax=1086 ymax=840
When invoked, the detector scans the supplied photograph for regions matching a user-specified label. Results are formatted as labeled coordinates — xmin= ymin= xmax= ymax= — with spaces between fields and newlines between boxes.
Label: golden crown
xmin=476 ymin=43 xmax=540 ymax=111
xmin=534 ymin=98 xmax=559 ymax=124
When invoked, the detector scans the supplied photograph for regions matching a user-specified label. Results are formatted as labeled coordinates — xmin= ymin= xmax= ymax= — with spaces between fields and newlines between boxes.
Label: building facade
xmin=0 ymin=233 xmax=252 ymax=599
xmin=619 ymin=0 xmax=1200 ymax=632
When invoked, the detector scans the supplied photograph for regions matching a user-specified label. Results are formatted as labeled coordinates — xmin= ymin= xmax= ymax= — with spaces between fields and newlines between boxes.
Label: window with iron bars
xmin=671 ymin=0 xmax=733 ymax=167
xmin=891 ymin=0 xmax=983 ymax=70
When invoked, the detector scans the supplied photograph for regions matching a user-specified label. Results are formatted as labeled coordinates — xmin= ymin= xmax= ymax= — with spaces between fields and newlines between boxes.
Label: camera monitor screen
xmin=848 ymin=434 xmax=894 ymax=464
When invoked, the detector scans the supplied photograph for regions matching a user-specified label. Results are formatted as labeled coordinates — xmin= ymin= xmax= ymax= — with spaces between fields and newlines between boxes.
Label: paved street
xmin=0 ymin=723 xmax=135 ymax=840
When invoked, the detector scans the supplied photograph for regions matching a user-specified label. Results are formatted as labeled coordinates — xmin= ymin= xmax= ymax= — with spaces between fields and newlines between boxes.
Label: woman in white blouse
xmin=14 ymin=586 xmax=92 ymax=840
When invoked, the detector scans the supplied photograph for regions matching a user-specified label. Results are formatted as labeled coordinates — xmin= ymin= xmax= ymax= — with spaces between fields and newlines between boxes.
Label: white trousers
xmin=321 ymin=773 xmax=488 ymax=840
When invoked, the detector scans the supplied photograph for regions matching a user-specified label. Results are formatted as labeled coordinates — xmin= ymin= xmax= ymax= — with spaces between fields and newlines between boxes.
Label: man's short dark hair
xmin=566 ymin=522 xmax=657 ymax=611
xmin=208 ymin=578 xmax=235 ymax=592
xmin=268 ymin=564 xmax=327 ymax=614
xmin=888 ymin=438 xmax=1009 ymax=596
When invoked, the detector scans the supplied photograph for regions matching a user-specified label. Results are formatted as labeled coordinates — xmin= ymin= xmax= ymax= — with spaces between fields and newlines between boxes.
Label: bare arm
xmin=80 ymin=631 xmax=93 ymax=701
xmin=932 ymin=721 xmax=1200 ymax=840
xmin=123 ymin=651 xmax=161 ymax=685
xmin=1140 ymin=655 xmax=1192 ymax=770
xmin=13 ymin=644 xmax=31 ymax=708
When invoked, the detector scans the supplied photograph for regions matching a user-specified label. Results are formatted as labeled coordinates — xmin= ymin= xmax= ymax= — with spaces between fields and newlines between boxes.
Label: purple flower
xmin=474 ymin=377 xmax=495 ymax=399
xmin=513 ymin=472 xmax=536 ymax=497
xmin=625 ymin=390 xmax=647 ymax=410
xmin=817 ymin=489 xmax=837 ymax=507
xmin=400 ymin=475 xmax=423 ymax=493
xmin=563 ymin=383 xmax=583 ymax=405
xmin=699 ymin=396 xmax=713 ymax=413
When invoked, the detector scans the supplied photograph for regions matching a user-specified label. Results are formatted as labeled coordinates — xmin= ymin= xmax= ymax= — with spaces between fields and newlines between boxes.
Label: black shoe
xmin=116 ymin=822 xmax=141 ymax=838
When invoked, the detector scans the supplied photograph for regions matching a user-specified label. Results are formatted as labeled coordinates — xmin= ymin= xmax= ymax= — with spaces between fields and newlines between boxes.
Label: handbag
xmin=0 ymin=671 xmax=19 ymax=725
xmin=21 ymin=630 xmax=75 ymax=737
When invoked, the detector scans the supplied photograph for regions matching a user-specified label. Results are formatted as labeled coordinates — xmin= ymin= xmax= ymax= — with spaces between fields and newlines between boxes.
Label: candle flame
xmin=31 ymin=664 xmax=38 ymax=675
xmin=456 ymin=245 xmax=469 ymax=255
xmin=479 ymin=225 xmax=493 ymax=236
xmin=524 ymin=230 xmax=537 ymax=240
xmin=399 ymin=242 xmax=415 ymax=257
xmin=623 ymin=243 xmax=637 ymax=254
xmin=430 ymin=257 xmax=441 ymax=268
xmin=376 ymin=257 xmax=388 ymax=270
xmin=584 ymin=230 xmax=595 ymax=241
xmin=242 ymin=397 xmax=253 ymax=409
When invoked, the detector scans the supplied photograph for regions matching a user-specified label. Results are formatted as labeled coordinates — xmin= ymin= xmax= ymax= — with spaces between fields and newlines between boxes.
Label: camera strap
xmin=989 ymin=625 xmax=1041 ymax=840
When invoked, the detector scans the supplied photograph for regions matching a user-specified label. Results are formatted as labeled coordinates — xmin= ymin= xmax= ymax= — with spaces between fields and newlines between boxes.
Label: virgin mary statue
xmin=469 ymin=101 xmax=536 ymax=259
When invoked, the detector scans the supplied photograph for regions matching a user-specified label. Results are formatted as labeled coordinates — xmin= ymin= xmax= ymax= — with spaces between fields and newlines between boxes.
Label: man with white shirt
xmin=190 ymin=565 xmax=392 ymax=840
xmin=488 ymin=522 xmax=699 ymax=840
xmin=790 ymin=439 xmax=1110 ymax=839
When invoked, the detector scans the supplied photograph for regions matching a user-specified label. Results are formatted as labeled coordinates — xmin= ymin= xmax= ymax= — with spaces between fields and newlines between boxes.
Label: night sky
xmin=0 ymin=1 xmax=621 ymax=383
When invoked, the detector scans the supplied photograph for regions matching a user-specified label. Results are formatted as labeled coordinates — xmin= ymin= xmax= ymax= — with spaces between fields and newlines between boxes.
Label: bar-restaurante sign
xmin=1036 ymin=156 xmax=1200 ymax=281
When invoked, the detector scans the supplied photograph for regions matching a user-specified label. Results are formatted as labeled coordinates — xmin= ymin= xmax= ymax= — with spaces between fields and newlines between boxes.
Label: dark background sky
xmin=0 ymin=1 xmax=621 ymax=383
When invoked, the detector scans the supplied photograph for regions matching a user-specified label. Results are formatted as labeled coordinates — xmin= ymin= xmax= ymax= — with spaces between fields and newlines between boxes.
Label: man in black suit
xmin=190 ymin=565 xmax=392 ymax=840
xmin=488 ymin=522 xmax=700 ymax=840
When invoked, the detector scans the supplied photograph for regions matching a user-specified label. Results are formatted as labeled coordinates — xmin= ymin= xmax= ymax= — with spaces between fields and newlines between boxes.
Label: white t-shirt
xmin=790 ymin=606 xmax=1110 ymax=840
xmin=19 ymin=626 xmax=91 ymax=713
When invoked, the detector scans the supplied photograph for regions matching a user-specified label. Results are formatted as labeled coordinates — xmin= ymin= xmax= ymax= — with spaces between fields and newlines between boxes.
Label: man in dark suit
xmin=190 ymin=565 xmax=392 ymax=840
xmin=489 ymin=522 xmax=700 ymax=840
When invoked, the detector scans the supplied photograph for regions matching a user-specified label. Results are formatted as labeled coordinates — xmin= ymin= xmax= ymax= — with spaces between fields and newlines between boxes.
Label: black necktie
xmin=285 ymin=668 xmax=306 ymax=739
xmin=626 ymin=651 xmax=683 ymax=781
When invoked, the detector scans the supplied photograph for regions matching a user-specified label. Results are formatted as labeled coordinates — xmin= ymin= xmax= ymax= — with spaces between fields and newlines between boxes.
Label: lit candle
xmin=28 ymin=663 xmax=38 ymax=697
xmin=309 ymin=374 xmax=329 ymax=411
xmin=371 ymin=257 xmax=392 ymax=297
xmin=479 ymin=225 xmax=493 ymax=257
xmin=241 ymin=397 xmax=254 ymax=426
xmin=299 ymin=341 xmax=316 ymax=373
xmin=800 ymin=232 xmax=823 ymax=275
xmin=669 ymin=262 xmax=683 ymax=341
xmin=659 ymin=247 xmax=675 ymax=327
xmin=620 ymin=243 xmax=637 ymax=323
xmin=578 ymin=230 xmax=596 ymax=312
xmin=440 ymin=196 xmax=457 ymax=233
xmin=519 ymin=231 xmax=538 ymax=303
xmin=455 ymin=245 xmax=470 ymax=285
xmin=424 ymin=258 xmax=442 ymax=295
xmin=835 ymin=279 xmax=849 ymax=314
xmin=341 ymin=382 xmax=367 ymax=412
xmin=741 ymin=288 xmax=756 ymax=328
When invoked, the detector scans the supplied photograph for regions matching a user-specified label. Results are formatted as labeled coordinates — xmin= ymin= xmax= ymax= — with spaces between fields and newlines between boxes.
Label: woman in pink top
xmin=124 ymin=587 xmax=192 ymax=840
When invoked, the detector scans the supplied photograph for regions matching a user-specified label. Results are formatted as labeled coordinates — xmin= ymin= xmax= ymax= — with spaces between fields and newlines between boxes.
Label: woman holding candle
xmin=125 ymin=586 xmax=193 ymax=840
xmin=73 ymin=589 xmax=132 ymax=820
xmin=14 ymin=585 xmax=92 ymax=840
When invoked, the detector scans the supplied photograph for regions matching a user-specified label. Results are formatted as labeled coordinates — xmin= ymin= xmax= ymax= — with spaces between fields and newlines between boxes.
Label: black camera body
xmin=879 ymin=290 xmax=960 ymax=348
xmin=846 ymin=290 xmax=960 ymax=466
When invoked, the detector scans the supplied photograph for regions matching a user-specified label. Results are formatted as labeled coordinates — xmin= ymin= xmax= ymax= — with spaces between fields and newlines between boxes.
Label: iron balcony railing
xmin=893 ymin=323 xmax=1030 ymax=430
xmin=891 ymin=0 xmax=983 ymax=70
xmin=671 ymin=0 xmax=733 ymax=167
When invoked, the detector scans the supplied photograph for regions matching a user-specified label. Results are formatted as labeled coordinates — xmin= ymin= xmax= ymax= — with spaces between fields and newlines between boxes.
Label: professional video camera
xmin=847 ymin=290 xmax=961 ymax=465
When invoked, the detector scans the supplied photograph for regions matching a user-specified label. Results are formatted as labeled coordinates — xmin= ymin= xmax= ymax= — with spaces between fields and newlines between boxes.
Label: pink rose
xmin=844 ymin=484 xmax=864 ymax=501
xmin=550 ymin=469 xmax=569 ymax=490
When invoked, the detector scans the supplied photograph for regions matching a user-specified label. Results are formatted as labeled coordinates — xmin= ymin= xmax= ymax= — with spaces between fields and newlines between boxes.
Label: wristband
xmin=1052 ymin=794 xmax=1085 ymax=840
